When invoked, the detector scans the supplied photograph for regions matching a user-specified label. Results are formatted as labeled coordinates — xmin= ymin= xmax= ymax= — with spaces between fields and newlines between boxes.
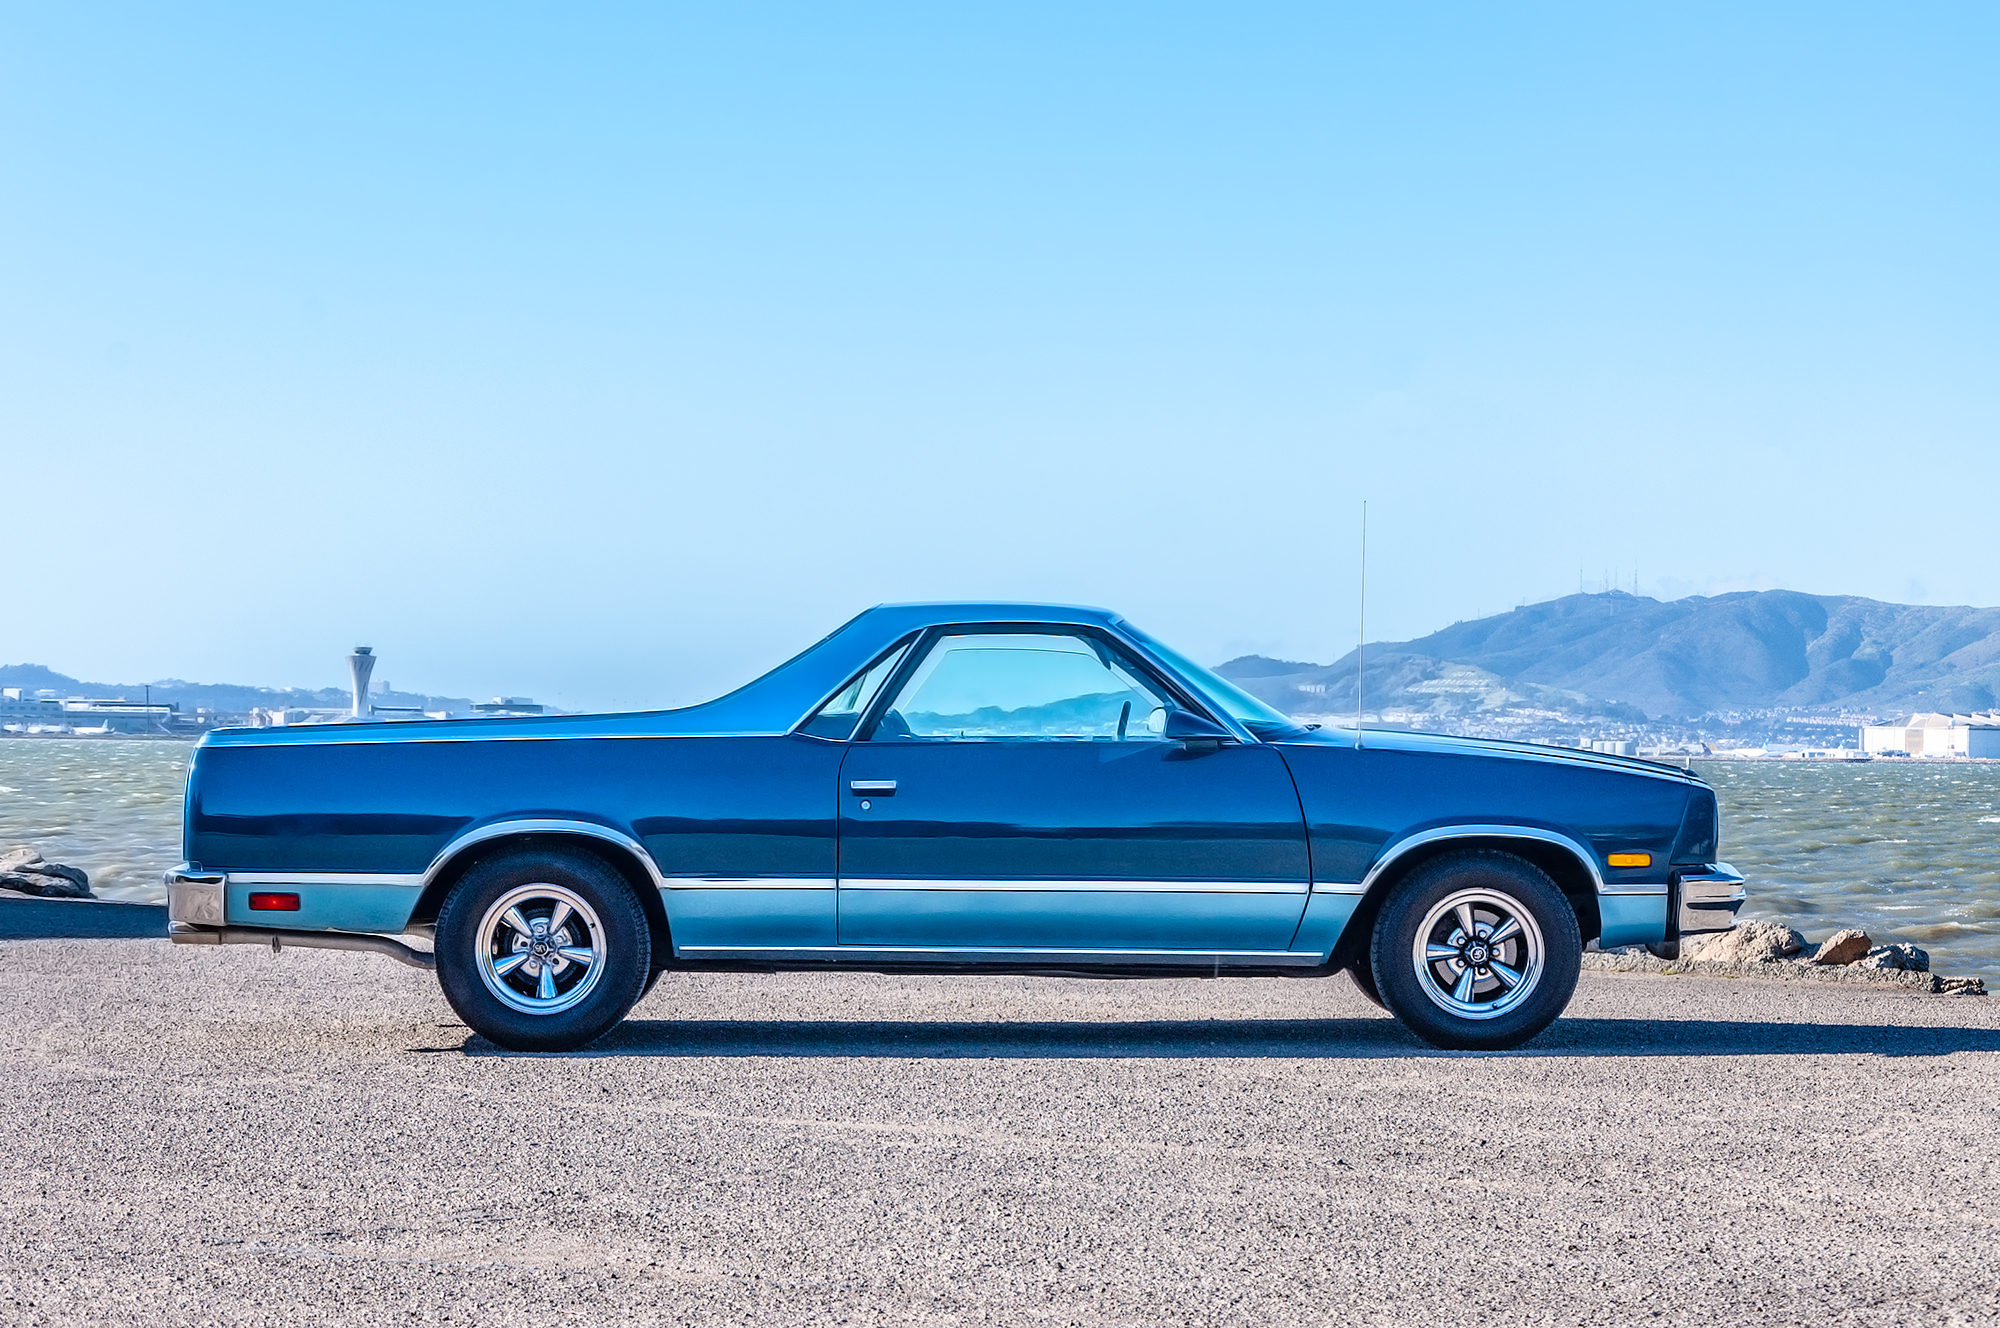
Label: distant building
xmin=1 ymin=689 xmax=63 ymax=724
xmin=59 ymin=699 xmax=178 ymax=733
xmin=473 ymin=697 xmax=546 ymax=717
xmin=1538 ymin=737 xmax=1637 ymax=757
xmin=1861 ymin=713 xmax=2000 ymax=758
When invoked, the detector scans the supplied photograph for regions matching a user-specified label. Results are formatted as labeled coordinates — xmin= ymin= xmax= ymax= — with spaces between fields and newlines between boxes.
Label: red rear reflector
xmin=248 ymin=892 xmax=300 ymax=911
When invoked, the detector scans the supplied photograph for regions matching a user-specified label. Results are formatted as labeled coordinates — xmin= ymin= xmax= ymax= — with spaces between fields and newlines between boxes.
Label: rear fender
xmin=410 ymin=820 xmax=672 ymax=963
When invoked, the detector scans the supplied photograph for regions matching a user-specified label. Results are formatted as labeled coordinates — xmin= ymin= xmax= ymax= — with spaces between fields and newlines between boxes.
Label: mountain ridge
xmin=1220 ymin=590 xmax=2000 ymax=722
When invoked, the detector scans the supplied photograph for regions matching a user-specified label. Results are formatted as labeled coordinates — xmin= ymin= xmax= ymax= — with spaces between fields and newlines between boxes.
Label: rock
xmin=25 ymin=861 xmax=87 ymax=891
xmin=0 ymin=845 xmax=41 ymax=872
xmin=0 ymin=846 xmax=94 ymax=899
xmin=1858 ymin=943 xmax=1930 ymax=973
xmin=1811 ymin=928 xmax=1872 ymax=966
xmin=1683 ymin=919 xmax=1806 ymax=963
xmin=1 ymin=869 xmax=93 ymax=899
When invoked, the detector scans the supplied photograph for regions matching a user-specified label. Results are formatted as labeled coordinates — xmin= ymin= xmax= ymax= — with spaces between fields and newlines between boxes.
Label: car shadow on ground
xmin=0 ymin=897 xmax=166 ymax=939
xmin=456 ymin=1015 xmax=2000 ymax=1059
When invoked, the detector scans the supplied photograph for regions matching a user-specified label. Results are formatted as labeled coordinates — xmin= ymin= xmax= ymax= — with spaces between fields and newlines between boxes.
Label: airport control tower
xmin=348 ymin=647 xmax=375 ymax=719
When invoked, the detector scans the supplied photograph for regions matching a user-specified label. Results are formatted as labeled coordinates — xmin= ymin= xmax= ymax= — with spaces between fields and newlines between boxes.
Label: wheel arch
xmin=410 ymin=821 xmax=671 ymax=963
xmin=1330 ymin=827 xmax=1602 ymax=969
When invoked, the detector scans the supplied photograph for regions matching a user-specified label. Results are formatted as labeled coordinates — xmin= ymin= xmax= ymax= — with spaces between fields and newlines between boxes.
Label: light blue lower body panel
xmin=837 ymin=887 xmax=1308 ymax=950
xmin=1290 ymin=891 xmax=1361 ymax=958
xmin=1598 ymin=892 xmax=1669 ymax=948
xmin=667 ymin=887 xmax=837 ymax=950
xmin=225 ymin=882 xmax=423 ymax=933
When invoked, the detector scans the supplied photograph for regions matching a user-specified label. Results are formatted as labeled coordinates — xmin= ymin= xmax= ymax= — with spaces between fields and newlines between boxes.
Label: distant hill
xmin=0 ymin=663 xmax=471 ymax=716
xmin=1219 ymin=591 xmax=2000 ymax=722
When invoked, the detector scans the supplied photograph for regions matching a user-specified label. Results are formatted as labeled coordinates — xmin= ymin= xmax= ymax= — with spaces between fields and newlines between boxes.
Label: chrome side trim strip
xmin=1342 ymin=824 xmax=1664 ymax=897
xmin=675 ymin=944 xmax=1325 ymax=967
xmin=661 ymin=877 xmax=834 ymax=891
xmin=836 ymin=878 xmax=1310 ymax=895
xmin=226 ymin=871 xmax=425 ymax=888
xmin=420 ymin=819 xmax=669 ymax=892
xmin=201 ymin=726 xmax=794 ymax=748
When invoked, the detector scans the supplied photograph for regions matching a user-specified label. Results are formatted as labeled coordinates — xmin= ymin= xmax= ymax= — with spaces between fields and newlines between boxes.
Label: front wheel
xmin=1370 ymin=850 xmax=1580 ymax=1051
xmin=435 ymin=849 xmax=651 ymax=1052
xmin=1346 ymin=947 xmax=1387 ymax=1010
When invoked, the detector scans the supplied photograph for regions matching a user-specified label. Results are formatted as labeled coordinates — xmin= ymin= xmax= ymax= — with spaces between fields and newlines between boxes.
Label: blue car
xmin=166 ymin=603 xmax=1744 ymax=1052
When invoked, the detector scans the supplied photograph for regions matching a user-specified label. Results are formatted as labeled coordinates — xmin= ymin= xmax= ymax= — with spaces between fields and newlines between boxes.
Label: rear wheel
xmin=435 ymin=849 xmax=650 ymax=1052
xmin=1370 ymin=850 xmax=1580 ymax=1051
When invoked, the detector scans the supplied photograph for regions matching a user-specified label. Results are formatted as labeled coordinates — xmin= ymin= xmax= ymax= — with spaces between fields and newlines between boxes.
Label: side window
xmin=798 ymin=642 xmax=912 ymax=740
xmin=872 ymin=633 xmax=1170 ymax=741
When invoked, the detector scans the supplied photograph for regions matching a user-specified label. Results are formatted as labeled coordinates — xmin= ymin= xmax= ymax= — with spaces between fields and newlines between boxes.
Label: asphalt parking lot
xmin=3 ymin=931 xmax=1998 ymax=1326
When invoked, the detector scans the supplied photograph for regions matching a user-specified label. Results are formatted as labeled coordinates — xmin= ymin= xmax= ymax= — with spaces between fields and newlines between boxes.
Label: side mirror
xmin=1162 ymin=708 xmax=1233 ymax=744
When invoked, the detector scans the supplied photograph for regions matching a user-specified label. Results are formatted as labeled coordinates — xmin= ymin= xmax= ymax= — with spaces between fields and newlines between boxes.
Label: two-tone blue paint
xmin=181 ymin=603 xmax=1715 ymax=965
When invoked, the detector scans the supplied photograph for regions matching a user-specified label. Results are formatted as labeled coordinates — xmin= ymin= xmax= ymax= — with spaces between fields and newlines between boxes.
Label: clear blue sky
xmin=3 ymin=4 xmax=1993 ymax=710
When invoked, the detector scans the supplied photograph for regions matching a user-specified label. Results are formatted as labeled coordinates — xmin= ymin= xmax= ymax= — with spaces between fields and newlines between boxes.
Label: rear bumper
xmin=163 ymin=863 xmax=434 ymax=969
xmin=164 ymin=864 xmax=227 ymax=926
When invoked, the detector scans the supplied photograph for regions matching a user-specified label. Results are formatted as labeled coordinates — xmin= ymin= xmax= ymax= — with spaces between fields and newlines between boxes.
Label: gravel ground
xmin=3 ymin=938 xmax=1998 ymax=1326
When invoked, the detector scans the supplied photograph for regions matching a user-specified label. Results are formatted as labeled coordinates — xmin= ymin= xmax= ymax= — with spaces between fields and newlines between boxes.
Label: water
xmin=2 ymin=740 xmax=1996 ymax=978
xmin=1698 ymin=760 xmax=2000 ymax=978
xmin=0 ymin=740 xmax=190 ymax=902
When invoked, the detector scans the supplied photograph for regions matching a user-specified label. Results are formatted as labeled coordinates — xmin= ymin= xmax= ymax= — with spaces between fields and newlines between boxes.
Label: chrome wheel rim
xmin=1412 ymin=888 xmax=1544 ymax=1021
xmin=476 ymin=884 xmax=606 ymax=1016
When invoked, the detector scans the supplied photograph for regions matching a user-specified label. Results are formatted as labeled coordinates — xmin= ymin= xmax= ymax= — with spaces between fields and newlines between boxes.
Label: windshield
xmin=1122 ymin=623 xmax=1306 ymax=737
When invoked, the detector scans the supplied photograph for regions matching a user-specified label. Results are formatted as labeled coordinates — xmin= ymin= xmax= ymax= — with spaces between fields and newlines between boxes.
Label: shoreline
xmin=1582 ymin=949 xmax=1985 ymax=995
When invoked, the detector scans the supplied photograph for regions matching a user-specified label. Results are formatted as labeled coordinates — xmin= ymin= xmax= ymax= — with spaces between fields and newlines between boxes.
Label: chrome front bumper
xmin=1677 ymin=862 xmax=1747 ymax=937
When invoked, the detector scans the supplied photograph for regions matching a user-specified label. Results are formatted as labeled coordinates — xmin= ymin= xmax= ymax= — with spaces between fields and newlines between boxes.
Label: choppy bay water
xmin=1697 ymin=760 xmax=2000 ymax=978
xmin=2 ymin=740 xmax=1996 ymax=978
xmin=0 ymin=740 xmax=190 ymax=902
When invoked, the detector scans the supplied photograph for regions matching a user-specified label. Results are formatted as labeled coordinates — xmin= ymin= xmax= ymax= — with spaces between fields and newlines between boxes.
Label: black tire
xmin=1347 ymin=947 xmax=1387 ymax=1010
xmin=435 ymin=849 xmax=651 ymax=1052
xmin=1370 ymin=849 xmax=1581 ymax=1051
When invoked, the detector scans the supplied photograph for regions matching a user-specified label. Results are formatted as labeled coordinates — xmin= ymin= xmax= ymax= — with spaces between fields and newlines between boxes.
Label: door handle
xmin=849 ymin=780 xmax=897 ymax=796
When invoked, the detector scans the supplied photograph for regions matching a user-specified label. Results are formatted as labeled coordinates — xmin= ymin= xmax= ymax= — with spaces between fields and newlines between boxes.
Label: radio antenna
xmin=1357 ymin=499 xmax=1367 ymax=749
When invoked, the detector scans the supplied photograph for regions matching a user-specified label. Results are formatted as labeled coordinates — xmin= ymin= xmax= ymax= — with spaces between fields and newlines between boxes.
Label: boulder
xmin=1858 ymin=943 xmax=1930 ymax=973
xmin=0 ymin=846 xmax=94 ymax=899
xmin=0 ymin=869 xmax=93 ymax=899
xmin=1683 ymin=919 xmax=1806 ymax=964
xmin=1811 ymin=928 xmax=1872 ymax=966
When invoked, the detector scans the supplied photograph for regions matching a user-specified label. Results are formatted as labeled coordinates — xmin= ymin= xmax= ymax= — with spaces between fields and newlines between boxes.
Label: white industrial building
xmin=1861 ymin=713 xmax=2000 ymax=758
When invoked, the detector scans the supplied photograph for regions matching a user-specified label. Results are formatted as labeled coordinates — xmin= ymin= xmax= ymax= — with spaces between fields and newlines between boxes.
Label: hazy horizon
xmin=5 ymin=5 xmax=1994 ymax=711
xmin=8 ymin=584 xmax=1997 ymax=713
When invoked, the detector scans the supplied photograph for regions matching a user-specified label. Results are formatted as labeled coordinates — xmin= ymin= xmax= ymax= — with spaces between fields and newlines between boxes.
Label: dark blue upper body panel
xmin=182 ymin=603 xmax=1711 ymax=955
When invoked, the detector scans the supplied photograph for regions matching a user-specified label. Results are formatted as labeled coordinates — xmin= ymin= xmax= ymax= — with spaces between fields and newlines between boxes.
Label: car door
xmin=832 ymin=629 xmax=1311 ymax=953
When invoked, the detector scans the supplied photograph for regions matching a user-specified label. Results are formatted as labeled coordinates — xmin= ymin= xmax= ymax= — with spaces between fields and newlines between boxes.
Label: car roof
xmin=859 ymin=602 xmax=1124 ymax=632
xmin=201 ymin=602 xmax=1142 ymax=746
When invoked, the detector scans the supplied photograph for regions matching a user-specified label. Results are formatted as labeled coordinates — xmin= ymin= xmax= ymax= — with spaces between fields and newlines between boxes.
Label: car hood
xmin=1271 ymin=725 xmax=1704 ymax=786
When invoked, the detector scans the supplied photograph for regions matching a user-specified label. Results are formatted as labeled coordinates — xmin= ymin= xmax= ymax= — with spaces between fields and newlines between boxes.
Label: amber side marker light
xmin=1606 ymin=853 xmax=1652 ymax=869
xmin=248 ymin=892 xmax=301 ymax=911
